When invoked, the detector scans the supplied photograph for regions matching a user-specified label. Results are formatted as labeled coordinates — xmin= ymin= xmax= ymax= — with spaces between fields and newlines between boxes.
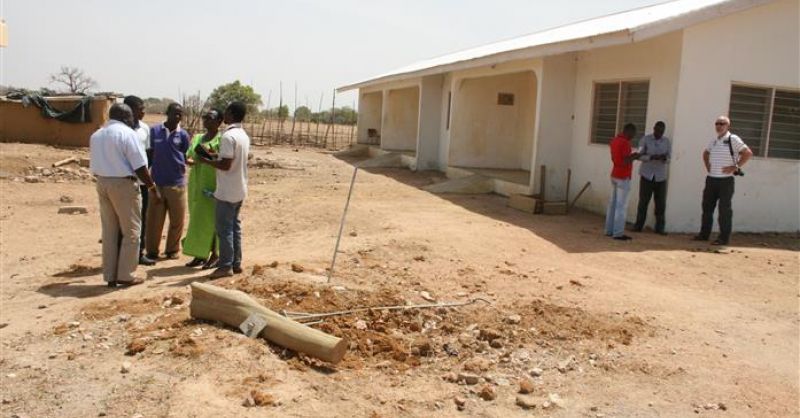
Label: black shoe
xmin=202 ymin=255 xmax=219 ymax=270
xmin=632 ymin=226 xmax=643 ymax=232
xmin=613 ymin=235 xmax=633 ymax=241
xmin=712 ymin=239 xmax=729 ymax=246
xmin=655 ymin=230 xmax=668 ymax=236
xmin=233 ymin=266 xmax=243 ymax=275
xmin=107 ymin=281 xmax=117 ymax=288
xmin=185 ymin=258 xmax=206 ymax=268
xmin=146 ymin=253 xmax=160 ymax=260
xmin=692 ymin=235 xmax=709 ymax=241
xmin=139 ymin=255 xmax=156 ymax=266
xmin=208 ymin=267 xmax=234 ymax=279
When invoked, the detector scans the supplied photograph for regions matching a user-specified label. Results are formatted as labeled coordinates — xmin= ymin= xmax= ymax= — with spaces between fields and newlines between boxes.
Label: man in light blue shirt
xmin=633 ymin=121 xmax=671 ymax=234
xmin=89 ymin=103 xmax=158 ymax=288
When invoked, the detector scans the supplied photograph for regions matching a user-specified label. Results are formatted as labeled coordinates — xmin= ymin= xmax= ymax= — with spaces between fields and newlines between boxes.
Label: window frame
xmin=589 ymin=78 xmax=651 ymax=146
xmin=729 ymin=82 xmax=800 ymax=161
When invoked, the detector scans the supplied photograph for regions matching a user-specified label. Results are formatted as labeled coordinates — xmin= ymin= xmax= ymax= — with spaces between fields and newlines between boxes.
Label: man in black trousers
xmin=123 ymin=95 xmax=156 ymax=265
xmin=694 ymin=116 xmax=753 ymax=246
xmin=633 ymin=121 xmax=671 ymax=234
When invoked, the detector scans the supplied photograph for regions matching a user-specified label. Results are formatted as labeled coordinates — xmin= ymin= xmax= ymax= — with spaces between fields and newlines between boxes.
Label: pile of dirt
xmin=72 ymin=275 xmax=651 ymax=382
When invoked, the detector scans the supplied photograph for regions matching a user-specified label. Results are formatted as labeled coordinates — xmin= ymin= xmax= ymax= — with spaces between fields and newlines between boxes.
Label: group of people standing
xmin=89 ymin=98 xmax=251 ymax=288
xmin=605 ymin=116 xmax=753 ymax=245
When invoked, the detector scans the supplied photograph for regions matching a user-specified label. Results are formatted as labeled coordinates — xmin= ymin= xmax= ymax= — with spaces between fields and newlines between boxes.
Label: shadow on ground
xmin=36 ymin=280 xmax=115 ymax=299
xmin=348 ymin=164 xmax=800 ymax=254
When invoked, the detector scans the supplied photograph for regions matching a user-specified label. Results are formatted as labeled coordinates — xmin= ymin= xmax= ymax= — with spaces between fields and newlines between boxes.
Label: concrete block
xmin=508 ymin=194 xmax=537 ymax=213
xmin=58 ymin=206 xmax=88 ymax=215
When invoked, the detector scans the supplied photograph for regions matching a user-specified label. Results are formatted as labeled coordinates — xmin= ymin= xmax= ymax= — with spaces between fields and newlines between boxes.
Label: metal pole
xmin=327 ymin=167 xmax=358 ymax=282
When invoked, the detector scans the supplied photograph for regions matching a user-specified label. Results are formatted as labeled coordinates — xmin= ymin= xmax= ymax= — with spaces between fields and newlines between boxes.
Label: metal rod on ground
xmin=327 ymin=166 xmax=359 ymax=283
xmin=282 ymin=297 xmax=493 ymax=321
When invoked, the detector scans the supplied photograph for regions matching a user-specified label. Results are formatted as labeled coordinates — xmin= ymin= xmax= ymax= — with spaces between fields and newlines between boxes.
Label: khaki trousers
xmin=145 ymin=185 xmax=187 ymax=256
xmin=96 ymin=177 xmax=142 ymax=283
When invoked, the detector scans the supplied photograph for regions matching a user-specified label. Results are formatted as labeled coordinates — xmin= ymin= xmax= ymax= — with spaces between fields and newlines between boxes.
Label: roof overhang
xmin=338 ymin=0 xmax=773 ymax=92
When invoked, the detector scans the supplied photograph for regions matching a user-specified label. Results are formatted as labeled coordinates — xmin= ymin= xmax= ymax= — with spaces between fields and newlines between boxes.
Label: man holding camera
xmin=694 ymin=116 xmax=753 ymax=246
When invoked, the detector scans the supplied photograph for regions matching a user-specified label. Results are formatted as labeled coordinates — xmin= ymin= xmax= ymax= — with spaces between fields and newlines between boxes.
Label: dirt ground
xmin=0 ymin=142 xmax=797 ymax=418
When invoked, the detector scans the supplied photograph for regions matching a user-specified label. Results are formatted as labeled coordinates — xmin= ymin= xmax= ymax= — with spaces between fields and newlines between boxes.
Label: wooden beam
xmin=190 ymin=282 xmax=348 ymax=364
xmin=568 ymin=181 xmax=591 ymax=212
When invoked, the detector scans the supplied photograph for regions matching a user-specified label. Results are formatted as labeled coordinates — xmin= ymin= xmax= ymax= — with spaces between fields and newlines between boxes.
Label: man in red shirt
xmin=605 ymin=123 xmax=640 ymax=240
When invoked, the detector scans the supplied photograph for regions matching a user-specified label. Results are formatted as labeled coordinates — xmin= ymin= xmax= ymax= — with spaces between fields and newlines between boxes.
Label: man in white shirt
xmin=90 ymin=103 xmax=159 ymax=287
xmin=693 ymin=116 xmax=753 ymax=246
xmin=123 ymin=95 xmax=155 ymax=266
xmin=197 ymin=101 xmax=250 ymax=278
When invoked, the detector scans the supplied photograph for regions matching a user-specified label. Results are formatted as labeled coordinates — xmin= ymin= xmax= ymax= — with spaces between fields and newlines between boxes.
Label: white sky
xmin=1 ymin=0 xmax=662 ymax=109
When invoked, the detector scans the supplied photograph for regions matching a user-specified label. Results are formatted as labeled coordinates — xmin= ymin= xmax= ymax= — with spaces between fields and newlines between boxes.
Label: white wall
xmin=449 ymin=71 xmax=537 ymax=170
xmin=568 ymin=31 xmax=684 ymax=219
xmin=417 ymin=75 xmax=444 ymax=170
xmin=357 ymin=91 xmax=382 ymax=144
xmin=382 ymin=86 xmax=420 ymax=151
xmin=668 ymin=0 xmax=800 ymax=232
xmin=535 ymin=53 xmax=578 ymax=200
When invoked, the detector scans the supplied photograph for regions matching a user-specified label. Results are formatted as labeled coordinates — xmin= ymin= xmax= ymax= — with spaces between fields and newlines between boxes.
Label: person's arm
xmin=638 ymin=138 xmax=650 ymax=161
xmin=702 ymin=150 xmax=711 ymax=172
xmin=198 ymin=134 xmax=235 ymax=171
xmin=134 ymin=165 xmax=161 ymax=200
xmin=722 ymin=137 xmax=753 ymax=174
xmin=197 ymin=156 xmax=233 ymax=171
xmin=738 ymin=147 xmax=753 ymax=167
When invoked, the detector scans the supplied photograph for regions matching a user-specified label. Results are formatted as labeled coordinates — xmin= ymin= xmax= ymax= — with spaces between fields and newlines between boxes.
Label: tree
xmin=294 ymin=105 xmax=312 ymax=121
xmin=271 ymin=105 xmax=289 ymax=120
xmin=207 ymin=80 xmax=262 ymax=115
xmin=143 ymin=97 xmax=176 ymax=114
xmin=49 ymin=66 xmax=97 ymax=94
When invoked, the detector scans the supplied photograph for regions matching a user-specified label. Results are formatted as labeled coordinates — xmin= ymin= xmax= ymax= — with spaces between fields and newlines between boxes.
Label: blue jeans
xmin=215 ymin=199 xmax=242 ymax=270
xmin=605 ymin=178 xmax=631 ymax=237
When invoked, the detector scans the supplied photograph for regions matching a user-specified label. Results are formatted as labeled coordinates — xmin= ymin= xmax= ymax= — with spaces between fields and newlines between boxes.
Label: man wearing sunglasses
xmin=694 ymin=116 xmax=753 ymax=246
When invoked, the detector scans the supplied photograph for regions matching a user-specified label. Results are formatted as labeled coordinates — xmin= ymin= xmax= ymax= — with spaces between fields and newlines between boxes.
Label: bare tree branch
xmin=49 ymin=66 xmax=97 ymax=94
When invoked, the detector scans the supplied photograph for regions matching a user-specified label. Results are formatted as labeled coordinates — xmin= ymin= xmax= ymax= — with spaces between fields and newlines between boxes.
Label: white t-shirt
xmin=706 ymin=133 xmax=749 ymax=178
xmin=134 ymin=120 xmax=150 ymax=152
xmin=214 ymin=123 xmax=250 ymax=203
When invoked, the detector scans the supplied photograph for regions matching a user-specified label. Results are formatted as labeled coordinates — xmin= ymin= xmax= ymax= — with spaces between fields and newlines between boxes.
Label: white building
xmin=338 ymin=0 xmax=800 ymax=233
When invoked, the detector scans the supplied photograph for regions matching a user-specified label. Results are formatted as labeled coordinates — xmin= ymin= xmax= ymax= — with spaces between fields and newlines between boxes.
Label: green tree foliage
xmin=207 ymin=80 xmax=262 ymax=114
xmin=311 ymin=106 xmax=358 ymax=125
xmin=294 ymin=105 xmax=312 ymax=121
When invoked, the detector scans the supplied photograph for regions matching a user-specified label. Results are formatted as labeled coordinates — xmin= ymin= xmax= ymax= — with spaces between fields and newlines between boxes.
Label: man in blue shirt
xmin=633 ymin=121 xmax=671 ymax=235
xmin=145 ymin=103 xmax=191 ymax=260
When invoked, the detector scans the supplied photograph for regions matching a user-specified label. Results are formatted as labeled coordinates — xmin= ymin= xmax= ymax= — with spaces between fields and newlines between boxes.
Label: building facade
xmin=339 ymin=0 xmax=799 ymax=233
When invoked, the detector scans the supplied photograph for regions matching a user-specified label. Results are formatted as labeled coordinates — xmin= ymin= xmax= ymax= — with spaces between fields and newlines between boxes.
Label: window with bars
xmin=590 ymin=81 xmax=650 ymax=144
xmin=729 ymin=84 xmax=800 ymax=160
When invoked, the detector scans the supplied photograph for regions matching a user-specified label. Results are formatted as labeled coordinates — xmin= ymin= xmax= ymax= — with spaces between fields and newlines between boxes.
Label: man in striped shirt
xmin=694 ymin=116 xmax=753 ymax=245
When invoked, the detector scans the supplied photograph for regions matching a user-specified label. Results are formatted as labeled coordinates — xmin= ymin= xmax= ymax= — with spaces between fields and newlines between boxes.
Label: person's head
xmin=714 ymin=116 xmax=730 ymax=136
xmin=109 ymin=103 xmax=134 ymax=128
xmin=622 ymin=123 xmax=637 ymax=140
xmin=224 ymin=101 xmax=247 ymax=124
xmin=202 ymin=108 xmax=224 ymax=131
xmin=123 ymin=95 xmax=145 ymax=122
xmin=165 ymin=102 xmax=183 ymax=125
xmin=653 ymin=121 xmax=666 ymax=139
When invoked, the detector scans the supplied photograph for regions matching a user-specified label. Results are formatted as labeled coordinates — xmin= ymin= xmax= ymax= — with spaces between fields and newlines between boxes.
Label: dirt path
xmin=1 ymin=143 xmax=797 ymax=417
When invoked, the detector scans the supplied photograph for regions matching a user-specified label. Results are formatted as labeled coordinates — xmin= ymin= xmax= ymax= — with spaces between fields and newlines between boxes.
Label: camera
xmin=734 ymin=168 xmax=745 ymax=176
